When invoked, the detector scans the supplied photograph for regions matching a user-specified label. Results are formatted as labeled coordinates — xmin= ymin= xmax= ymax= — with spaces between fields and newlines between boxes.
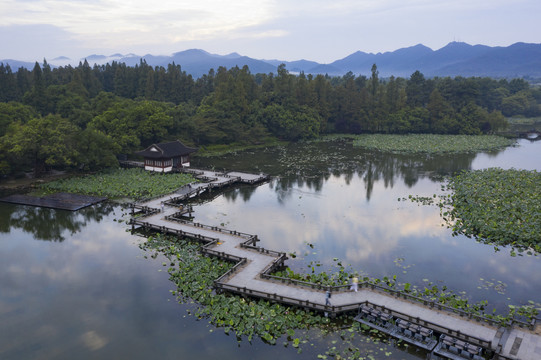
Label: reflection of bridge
xmin=518 ymin=130 xmax=541 ymax=141
xmin=129 ymin=168 xmax=540 ymax=360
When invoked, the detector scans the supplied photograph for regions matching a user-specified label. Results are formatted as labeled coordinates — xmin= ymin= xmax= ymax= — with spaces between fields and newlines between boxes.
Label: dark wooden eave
xmin=135 ymin=140 xmax=197 ymax=159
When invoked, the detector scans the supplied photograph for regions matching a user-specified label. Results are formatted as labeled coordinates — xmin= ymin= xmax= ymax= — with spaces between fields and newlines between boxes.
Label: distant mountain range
xmin=2 ymin=42 xmax=541 ymax=79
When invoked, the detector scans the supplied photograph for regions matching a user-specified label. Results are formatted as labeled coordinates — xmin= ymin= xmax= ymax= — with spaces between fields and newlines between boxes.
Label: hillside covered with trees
xmin=1 ymin=60 xmax=540 ymax=177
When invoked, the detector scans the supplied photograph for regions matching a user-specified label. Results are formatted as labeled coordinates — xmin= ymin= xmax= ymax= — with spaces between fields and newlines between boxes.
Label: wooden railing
xmin=358 ymin=300 xmax=493 ymax=349
xmin=164 ymin=216 xmax=257 ymax=241
xmin=214 ymin=258 xmax=247 ymax=284
xmin=131 ymin=219 xmax=218 ymax=245
xmin=240 ymin=243 xmax=284 ymax=257
xmin=213 ymin=282 xmax=337 ymax=314
xmin=263 ymin=272 xmax=537 ymax=331
xmin=129 ymin=204 xmax=160 ymax=218
xmin=131 ymin=216 xmax=538 ymax=332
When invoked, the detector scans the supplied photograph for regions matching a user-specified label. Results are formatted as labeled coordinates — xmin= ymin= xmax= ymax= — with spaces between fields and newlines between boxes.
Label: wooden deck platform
xmin=179 ymin=167 xmax=269 ymax=187
xmin=0 ymin=192 xmax=107 ymax=211
xmin=129 ymin=171 xmax=541 ymax=360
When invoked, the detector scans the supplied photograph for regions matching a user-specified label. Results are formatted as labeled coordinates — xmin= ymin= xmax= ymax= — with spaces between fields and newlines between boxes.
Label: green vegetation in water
xmin=139 ymin=234 xmax=397 ymax=360
xmin=404 ymin=168 xmax=541 ymax=254
xmin=196 ymin=138 xmax=287 ymax=157
xmin=352 ymin=134 xmax=515 ymax=154
xmin=307 ymin=134 xmax=358 ymax=142
xmin=442 ymin=168 xmax=541 ymax=254
xmin=39 ymin=168 xmax=195 ymax=200
xmin=506 ymin=116 xmax=541 ymax=126
xmin=140 ymin=235 xmax=538 ymax=360
xmin=272 ymin=257 xmax=540 ymax=327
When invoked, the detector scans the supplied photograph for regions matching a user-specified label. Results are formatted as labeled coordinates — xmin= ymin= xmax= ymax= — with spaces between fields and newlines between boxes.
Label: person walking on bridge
xmin=351 ymin=277 xmax=358 ymax=292
xmin=324 ymin=290 xmax=332 ymax=317
xmin=325 ymin=290 xmax=331 ymax=306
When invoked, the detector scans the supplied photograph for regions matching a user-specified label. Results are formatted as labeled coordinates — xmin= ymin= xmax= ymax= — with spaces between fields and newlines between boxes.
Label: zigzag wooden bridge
xmin=129 ymin=168 xmax=541 ymax=360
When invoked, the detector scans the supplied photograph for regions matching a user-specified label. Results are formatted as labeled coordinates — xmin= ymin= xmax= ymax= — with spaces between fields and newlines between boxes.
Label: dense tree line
xmin=0 ymin=59 xmax=540 ymax=177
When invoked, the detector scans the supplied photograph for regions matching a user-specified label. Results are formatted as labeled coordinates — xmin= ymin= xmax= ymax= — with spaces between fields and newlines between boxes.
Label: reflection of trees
xmin=221 ymin=185 xmax=258 ymax=203
xmin=0 ymin=202 xmax=114 ymax=242
xmin=190 ymin=183 xmax=261 ymax=205
xmin=266 ymin=142 xmax=484 ymax=200
xmin=192 ymin=140 xmax=506 ymax=202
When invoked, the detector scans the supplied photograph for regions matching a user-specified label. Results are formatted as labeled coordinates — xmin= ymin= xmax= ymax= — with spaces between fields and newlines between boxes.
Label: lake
xmin=0 ymin=138 xmax=539 ymax=359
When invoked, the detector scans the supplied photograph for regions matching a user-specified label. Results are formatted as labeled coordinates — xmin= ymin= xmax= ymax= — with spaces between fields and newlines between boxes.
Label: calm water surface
xmin=0 ymin=138 xmax=539 ymax=359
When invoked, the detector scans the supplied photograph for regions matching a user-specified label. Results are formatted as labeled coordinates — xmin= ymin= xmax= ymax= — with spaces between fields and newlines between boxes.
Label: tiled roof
xmin=135 ymin=140 xmax=197 ymax=159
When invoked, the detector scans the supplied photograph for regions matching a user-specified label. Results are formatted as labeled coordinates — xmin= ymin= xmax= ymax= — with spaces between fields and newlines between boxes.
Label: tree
xmin=330 ymin=72 xmax=363 ymax=133
xmin=0 ymin=102 xmax=37 ymax=136
xmin=501 ymin=91 xmax=537 ymax=116
xmin=88 ymin=99 xmax=174 ymax=152
xmin=257 ymin=104 xmax=320 ymax=140
xmin=22 ymin=62 xmax=48 ymax=115
xmin=134 ymin=101 xmax=174 ymax=146
xmin=312 ymin=74 xmax=331 ymax=131
xmin=274 ymin=64 xmax=295 ymax=107
xmin=368 ymin=64 xmax=386 ymax=131
xmin=385 ymin=76 xmax=400 ymax=113
xmin=192 ymin=100 xmax=238 ymax=144
xmin=3 ymin=114 xmax=79 ymax=177
xmin=369 ymin=64 xmax=379 ymax=98
xmin=457 ymin=103 xmax=484 ymax=135
xmin=0 ymin=63 xmax=18 ymax=102
xmin=406 ymin=107 xmax=430 ymax=133
xmin=483 ymin=111 xmax=508 ymax=133
xmin=44 ymin=85 xmax=91 ymax=128
xmin=79 ymin=59 xmax=102 ymax=97
xmin=75 ymin=128 xmax=119 ymax=170
xmin=406 ymin=70 xmax=431 ymax=108
xmin=427 ymin=88 xmax=455 ymax=133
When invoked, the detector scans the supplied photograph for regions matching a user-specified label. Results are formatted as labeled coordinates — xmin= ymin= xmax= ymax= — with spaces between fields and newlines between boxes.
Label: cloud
xmin=0 ymin=24 xmax=82 ymax=60
xmin=195 ymin=175 xmax=448 ymax=267
xmin=2 ymin=0 xmax=540 ymax=63
xmin=81 ymin=330 xmax=108 ymax=351
xmin=1 ymin=0 xmax=276 ymax=51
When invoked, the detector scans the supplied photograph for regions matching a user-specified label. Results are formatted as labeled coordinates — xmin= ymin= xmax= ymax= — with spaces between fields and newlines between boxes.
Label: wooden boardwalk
xmin=130 ymin=168 xmax=541 ymax=360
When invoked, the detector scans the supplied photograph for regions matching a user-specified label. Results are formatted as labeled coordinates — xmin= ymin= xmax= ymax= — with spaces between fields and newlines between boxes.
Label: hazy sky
xmin=1 ymin=0 xmax=539 ymax=63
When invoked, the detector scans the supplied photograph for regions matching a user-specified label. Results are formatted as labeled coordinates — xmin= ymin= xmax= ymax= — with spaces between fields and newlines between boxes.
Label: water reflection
xmin=0 ymin=202 xmax=115 ymax=241
xmin=194 ymin=140 xmax=486 ymax=202
xmin=0 ymin=139 xmax=539 ymax=360
xmin=221 ymin=184 xmax=258 ymax=203
xmin=190 ymin=140 xmax=540 ymax=310
xmin=472 ymin=139 xmax=540 ymax=171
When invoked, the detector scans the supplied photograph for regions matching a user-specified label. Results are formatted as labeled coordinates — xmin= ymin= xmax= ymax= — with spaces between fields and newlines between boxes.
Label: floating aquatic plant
xmin=40 ymin=168 xmax=195 ymax=200
xmin=443 ymin=168 xmax=541 ymax=253
xmin=139 ymin=234 xmax=396 ymax=360
xmin=352 ymin=134 xmax=515 ymax=154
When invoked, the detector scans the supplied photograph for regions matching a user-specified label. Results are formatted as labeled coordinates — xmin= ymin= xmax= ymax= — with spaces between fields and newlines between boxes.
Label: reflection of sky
xmin=192 ymin=141 xmax=541 ymax=310
xmin=1 ymin=141 xmax=539 ymax=359
xmin=472 ymin=139 xmax=541 ymax=171
xmin=1 ymin=208 xmax=319 ymax=360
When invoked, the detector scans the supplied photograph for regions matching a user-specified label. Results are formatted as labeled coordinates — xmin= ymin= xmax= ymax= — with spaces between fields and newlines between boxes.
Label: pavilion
xmin=135 ymin=140 xmax=197 ymax=172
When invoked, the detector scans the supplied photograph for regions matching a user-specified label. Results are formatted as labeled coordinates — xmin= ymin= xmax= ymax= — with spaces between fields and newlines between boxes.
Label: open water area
xmin=0 ymin=138 xmax=539 ymax=359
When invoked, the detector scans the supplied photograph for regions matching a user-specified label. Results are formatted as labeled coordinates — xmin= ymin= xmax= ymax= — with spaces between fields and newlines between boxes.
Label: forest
xmin=0 ymin=59 xmax=540 ymax=177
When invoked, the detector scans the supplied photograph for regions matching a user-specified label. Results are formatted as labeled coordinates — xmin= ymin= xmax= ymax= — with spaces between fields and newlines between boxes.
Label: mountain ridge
xmin=1 ymin=42 xmax=540 ymax=78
